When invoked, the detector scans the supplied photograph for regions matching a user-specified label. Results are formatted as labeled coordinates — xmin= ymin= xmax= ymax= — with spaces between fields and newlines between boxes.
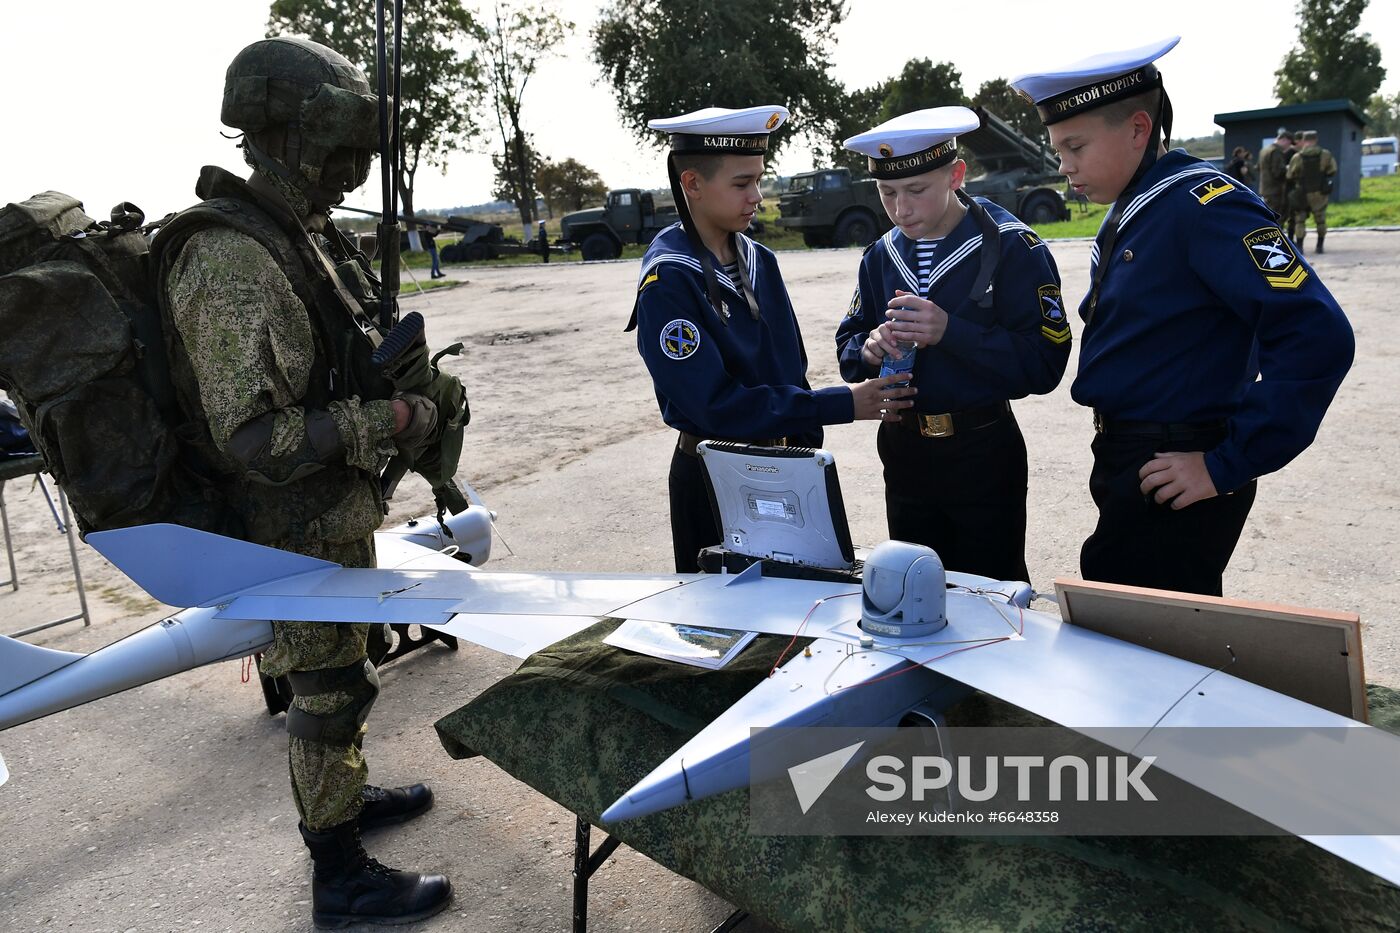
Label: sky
xmin=6 ymin=0 xmax=1399 ymax=219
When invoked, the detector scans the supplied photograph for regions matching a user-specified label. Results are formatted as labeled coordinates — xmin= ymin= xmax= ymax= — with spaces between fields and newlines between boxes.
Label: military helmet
xmin=221 ymin=36 xmax=380 ymax=197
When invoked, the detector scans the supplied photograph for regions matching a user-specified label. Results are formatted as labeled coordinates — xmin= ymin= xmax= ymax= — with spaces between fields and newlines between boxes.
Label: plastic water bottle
xmin=880 ymin=341 xmax=916 ymax=387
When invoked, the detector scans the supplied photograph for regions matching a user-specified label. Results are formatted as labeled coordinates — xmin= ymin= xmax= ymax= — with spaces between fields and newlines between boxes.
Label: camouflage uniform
xmin=165 ymin=222 xmax=396 ymax=830
xmin=156 ymin=37 xmax=455 ymax=927
xmin=1257 ymin=140 xmax=1292 ymax=220
xmin=1287 ymin=136 xmax=1338 ymax=253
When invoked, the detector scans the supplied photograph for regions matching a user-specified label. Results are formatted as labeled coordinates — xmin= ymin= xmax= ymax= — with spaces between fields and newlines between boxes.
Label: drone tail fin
xmin=86 ymin=523 xmax=338 ymax=607
xmin=0 ymin=634 xmax=84 ymax=696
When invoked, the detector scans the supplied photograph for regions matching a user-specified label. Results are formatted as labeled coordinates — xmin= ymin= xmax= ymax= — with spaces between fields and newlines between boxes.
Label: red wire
xmin=829 ymin=600 xmax=1026 ymax=693
xmin=768 ymin=591 xmax=861 ymax=678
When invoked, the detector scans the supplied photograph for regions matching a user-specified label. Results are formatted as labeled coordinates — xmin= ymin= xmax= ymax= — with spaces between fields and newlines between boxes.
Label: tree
xmin=822 ymin=81 xmax=891 ymax=175
xmin=490 ymin=134 xmax=541 ymax=206
xmin=820 ymin=60 xmax=966 ymax=176
xmin=875 ymin=59 xmax=966 ymax=124
xmin=482 ymin=1 xmax=572 ymax=238
xmin=1366 ymin=92 xmax=1400 ymax=137
xmin=535 ymin=158 xmax=608 ymax=215
xmin=592 ymin=0 xmax=847 ymax=161
xmin=1274 ymin=0 xmax=1386 ymax=105
xmin=267 ymin=0 xmax=486 ymax=226
xmin=971 ymin=77 xmax=1044 ymax=144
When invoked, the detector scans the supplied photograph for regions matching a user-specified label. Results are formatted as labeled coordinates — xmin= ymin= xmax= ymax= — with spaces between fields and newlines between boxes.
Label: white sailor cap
xmin=1010 ymin=36 xmax=1179 ymax=125
xmin=648 ymin=105 xmax=789 ymax=155
xmin=843 ymin=106 xmax=981 ymax=180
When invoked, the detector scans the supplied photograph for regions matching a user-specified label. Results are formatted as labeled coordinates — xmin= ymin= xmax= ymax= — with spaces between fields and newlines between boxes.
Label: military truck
xmin=559 ymin=188 xmax=679 ymax=261
xmin=777 ymin=107 xmax=1069 ymax=247
xmin=337 ymin=206 xmax=517 ymax=261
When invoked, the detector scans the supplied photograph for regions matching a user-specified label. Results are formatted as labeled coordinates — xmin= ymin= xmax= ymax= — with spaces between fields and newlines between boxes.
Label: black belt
xmin=677 ymin=431 xmax=787 ymax=457
xmin=1093 ymin=411 xmax=1226 ymax=441
xmin=897 ymin=401 xmax=1010 ymax=439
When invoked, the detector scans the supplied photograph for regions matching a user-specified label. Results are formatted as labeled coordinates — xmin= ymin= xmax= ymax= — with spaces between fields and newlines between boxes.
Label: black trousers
xmin=1080 ymin=430 xmax=1257 ymax=597
xmin=669 ymin=445 xmax=721 ymax=572
xmin=877 ymin=414 xmax=1030 ymax=583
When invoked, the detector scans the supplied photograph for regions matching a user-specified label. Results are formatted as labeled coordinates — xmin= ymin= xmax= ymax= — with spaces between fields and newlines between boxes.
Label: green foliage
xmin=1177 ymin=132 xmax=1225 ymax=159
xmin=1365 ymin=92 xmax=1400 ymax=137
xmin=1322 ymin=173 xmax=1400 ymax=227
xmin=591 ymin=0 xmax=847 ymax=160
xmin=483 ymin=1 xmax=573 ymax=230
xmin=875 ymin=59 xmax=966 ymax=123
xmin=267 ymin=0 xmax=486 ymax=221
xmin=820 ymin=60 xmax=968 ymax=175
xmin=535 ymin=158 xmax=609 ymax=215
xmin=971 ymin=77 xmax=1043 ymax=143
xmin=1274 ymin=0 xmax=1386 ymax=105
xmin=823 ymin=83 xmax=890 ymax=174
xmin=1032 ymin=175 xmax=1400 ymax=239
xmin=491 ymin=135 xmax=542 ymax=207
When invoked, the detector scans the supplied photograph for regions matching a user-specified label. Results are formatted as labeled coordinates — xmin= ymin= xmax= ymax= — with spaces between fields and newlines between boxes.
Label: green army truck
xmin=777 ymin=107 xmax=1069 ymax=247
xmin=559 ymin=188 xmax=679 ymax=261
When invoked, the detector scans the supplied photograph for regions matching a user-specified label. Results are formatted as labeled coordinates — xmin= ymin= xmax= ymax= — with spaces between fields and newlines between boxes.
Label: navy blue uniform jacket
xmin=634 ymin=224 xmax=853 ymax=439
xmin=835 ymin=197 xmax=1070 ymax=410
xmin=1075 ymin=150 xmax=1354 ymax=494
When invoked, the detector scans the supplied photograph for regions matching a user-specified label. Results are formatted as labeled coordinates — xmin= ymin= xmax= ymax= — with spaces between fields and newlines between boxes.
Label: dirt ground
xmin=3 ymin=231 xmax=1397 ymax=932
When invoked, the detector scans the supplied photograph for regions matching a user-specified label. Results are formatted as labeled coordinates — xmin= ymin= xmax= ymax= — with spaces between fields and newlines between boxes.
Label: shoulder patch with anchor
xmin=1242 ymin=226 xmax=1308 ymax=290
xmin=660 ymin=319 xmax=701 ymax=360
xmin=1191 ymin=178 xmax=1235 ymax=205
xmin=1038 ymin=284 xmax=1070 ymax=344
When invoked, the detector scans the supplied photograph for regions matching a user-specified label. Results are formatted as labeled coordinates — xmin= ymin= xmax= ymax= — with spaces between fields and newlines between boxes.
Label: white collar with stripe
xmin=1090 ymin=163 xmax=1224 ymax=265
xmin=636 ymin=228 xmax=759 ymax=298
xmin=882 ymin=215 xmax=1032 ymax=297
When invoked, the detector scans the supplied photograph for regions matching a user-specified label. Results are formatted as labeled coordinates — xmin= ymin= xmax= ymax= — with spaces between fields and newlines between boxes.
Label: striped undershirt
xmin=720 ymin=260 xmax=743 ymax=290
xmin=915 ymin=237 xmax=943 ymax=292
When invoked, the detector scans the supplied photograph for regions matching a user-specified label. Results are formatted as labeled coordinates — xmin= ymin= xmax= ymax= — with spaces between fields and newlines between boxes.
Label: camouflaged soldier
xmin=149 ymin=37 xmax=452 ymax=928
xmin=1286 ymin=130 xmax=1338 ymax=254
xmin=1258 ymin=128 xmax=1294 ymax=222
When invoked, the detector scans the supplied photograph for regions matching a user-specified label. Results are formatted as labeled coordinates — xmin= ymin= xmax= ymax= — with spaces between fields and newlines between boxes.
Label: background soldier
xmin=1258 ymin=128 xmax=1294 ymax=224
xmin=1287 ymin=130 xmax=1338 ymax=254
xmin=150 ymin=38 xmax=455 ymax=928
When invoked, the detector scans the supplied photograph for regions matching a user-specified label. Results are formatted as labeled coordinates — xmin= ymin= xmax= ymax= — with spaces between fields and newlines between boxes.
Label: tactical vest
xmin=150 ymin=166 xmax=394 ymax=546
xmin=1296 ymin=148 xmax=1326 ymax=194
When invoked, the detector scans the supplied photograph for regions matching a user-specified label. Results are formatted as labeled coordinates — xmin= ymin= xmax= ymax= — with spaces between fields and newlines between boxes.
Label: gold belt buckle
xmin=919 ymin=414 xmax=954 ymax=438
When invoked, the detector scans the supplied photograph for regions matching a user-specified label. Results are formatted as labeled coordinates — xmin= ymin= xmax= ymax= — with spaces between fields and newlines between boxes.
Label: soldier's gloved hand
xmin=390 ymin=391 xmax=438 ymax=456
xmin=385 ymin=338 xmax=432 ymax=391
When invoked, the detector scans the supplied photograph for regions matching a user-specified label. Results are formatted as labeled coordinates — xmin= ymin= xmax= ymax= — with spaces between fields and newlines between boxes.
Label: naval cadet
xmin=628 ymin=106 xmax=916 ymax=572
xmin=1010 ymin=37 xmax=1354 ymax=596
xmin=836 ymin=107 xmax=1069 ymax=583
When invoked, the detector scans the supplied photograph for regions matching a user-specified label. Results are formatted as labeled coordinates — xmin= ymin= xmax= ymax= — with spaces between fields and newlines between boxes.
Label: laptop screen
xmin=698 ymin=442 xmax=855 ymax=570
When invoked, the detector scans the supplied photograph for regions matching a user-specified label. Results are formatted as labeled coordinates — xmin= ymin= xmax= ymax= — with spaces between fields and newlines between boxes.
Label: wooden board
xmin=1053 ymin=578 xmax=1366 ymax=722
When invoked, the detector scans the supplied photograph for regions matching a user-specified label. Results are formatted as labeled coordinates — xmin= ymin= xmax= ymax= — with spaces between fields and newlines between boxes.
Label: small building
xmin=1213 ymin=99 xmax=1371 ymax=202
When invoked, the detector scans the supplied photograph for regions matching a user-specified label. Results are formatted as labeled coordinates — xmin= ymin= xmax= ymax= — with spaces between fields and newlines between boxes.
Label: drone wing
xmin=88 ymin=523 xmax=691 ymax=660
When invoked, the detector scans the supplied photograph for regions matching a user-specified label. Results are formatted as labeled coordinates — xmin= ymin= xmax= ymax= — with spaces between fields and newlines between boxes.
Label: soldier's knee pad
xmin=284 ymin=659 xmax=380 ymax=745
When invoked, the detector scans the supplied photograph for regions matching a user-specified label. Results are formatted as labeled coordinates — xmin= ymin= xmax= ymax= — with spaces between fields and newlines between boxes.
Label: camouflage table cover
xmin=435 ymin=620 xmax=1400 ymax=932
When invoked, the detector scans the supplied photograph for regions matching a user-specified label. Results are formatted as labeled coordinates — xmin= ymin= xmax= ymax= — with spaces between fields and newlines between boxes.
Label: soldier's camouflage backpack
xmin=0 ymin=191 xmax=239 ymax=537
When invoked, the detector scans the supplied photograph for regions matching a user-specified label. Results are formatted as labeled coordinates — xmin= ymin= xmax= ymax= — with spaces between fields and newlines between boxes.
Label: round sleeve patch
xmin=660 ymin=319 xmax=701 ymax=360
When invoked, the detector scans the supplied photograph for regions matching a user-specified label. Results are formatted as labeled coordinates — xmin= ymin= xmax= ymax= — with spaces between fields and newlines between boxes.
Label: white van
xmin=1361 ymin=136 xmax=1398 ymax=177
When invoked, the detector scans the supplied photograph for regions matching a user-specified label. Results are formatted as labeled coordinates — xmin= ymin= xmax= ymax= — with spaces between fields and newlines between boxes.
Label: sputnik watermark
xmin=864 ymin=753 xmax=1157 ymax=803
xmin=750 ymin=725 xmax=1400 ymax=836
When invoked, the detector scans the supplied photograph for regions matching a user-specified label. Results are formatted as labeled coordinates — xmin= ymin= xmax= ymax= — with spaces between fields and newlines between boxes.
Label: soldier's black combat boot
xmin=1317 ymin=232 xmax=1326 ymax=254
xmin=360 ymin=782 xmax=434 ymax=831
xmin=300 ymin=820 xmax=452 ymax=929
